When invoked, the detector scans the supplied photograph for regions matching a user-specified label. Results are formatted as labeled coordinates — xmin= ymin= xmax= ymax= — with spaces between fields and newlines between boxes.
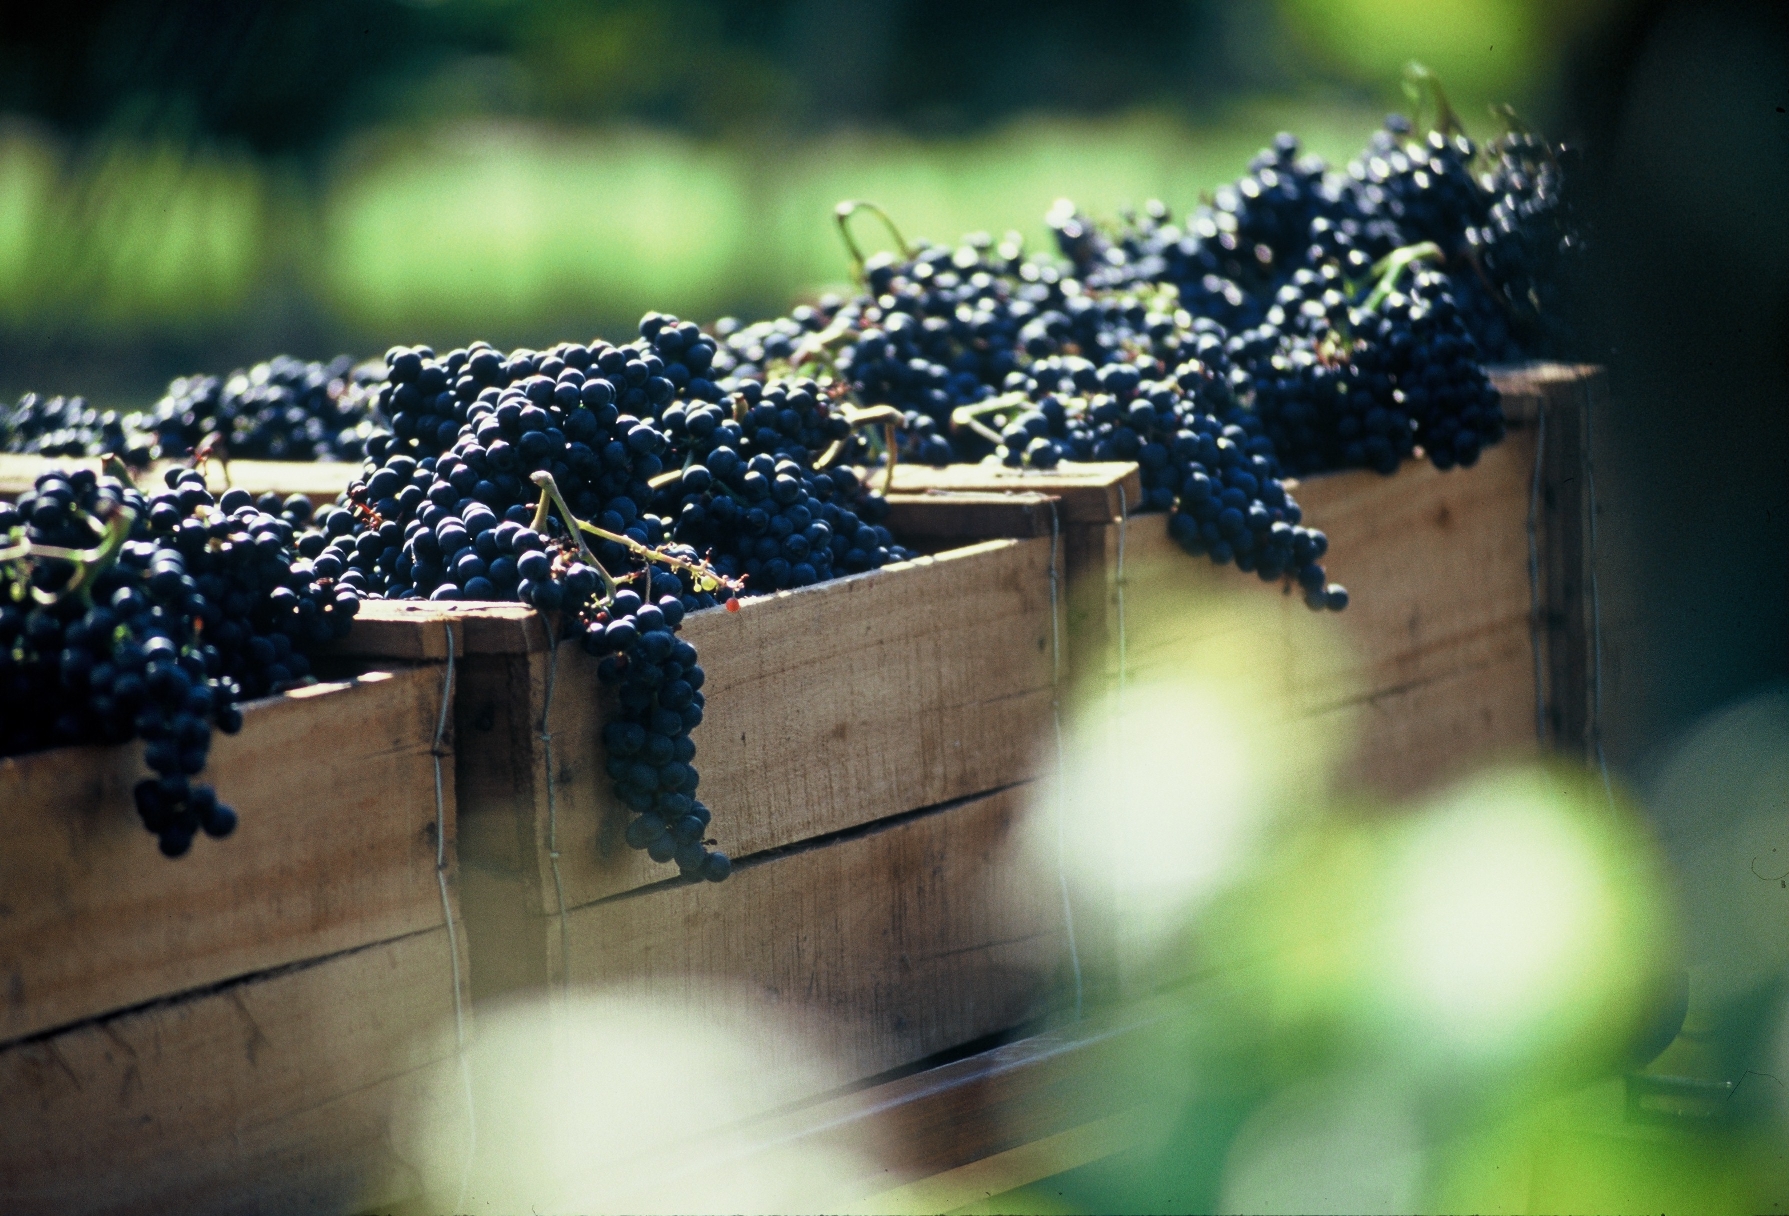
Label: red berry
xmin=725 ymin=597 xmax=740 ymax=613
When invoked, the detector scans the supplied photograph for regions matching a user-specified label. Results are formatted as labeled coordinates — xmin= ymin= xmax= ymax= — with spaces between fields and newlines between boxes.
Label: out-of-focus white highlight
xmin=401 ymin=987 xmax=874 ymax=1215
xmin=1068 ymin=681 xmax=1256 ymax=900
xmin=1379 ymin=780 xmax=1617 ymax=1056
xmin=1042 ymin=583 xmax=1350 ymax=982
xmin=1648 ymin=687 xmax=1789 ymax=1008
xmin=1221 ymin=1073 xmax=1425 ymax=1215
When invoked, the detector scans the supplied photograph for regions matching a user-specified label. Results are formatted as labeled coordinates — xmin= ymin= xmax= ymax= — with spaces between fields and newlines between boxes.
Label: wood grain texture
xmin=1530 ymin=364 xmax=1607 ymax=761
xmin=1306 ymin=621 xmax=1541 ymax=802
xmin=0 ymin=666 xmax=455 ymax=1043
xmin=0 ymin=455 xmax=359 ymax=504
xmin=1037 ymin=434 xmax=1544 ymax=795
xmin=442 ymin=538 xmax=1057 ymax=918
xmin=880 ymin=365 xmax=1611 ymax=804
xmin=322 ymin=599 xmax=539 ymax=661
xmin=716 ymin=1006 xmax=1161 ymax=1199
xmin=889 ymin=461 xmax=1141 ymax=524
xmin=0 ymin=926 xmax=469 ymax=1216
xmin=885 ymin=491 xmax=1057 ymax=545
xmin=554 ymin=784 xmax=1066 ymax=1109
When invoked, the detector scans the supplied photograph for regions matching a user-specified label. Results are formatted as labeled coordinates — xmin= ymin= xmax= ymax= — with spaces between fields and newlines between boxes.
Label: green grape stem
xmin=529 ymin=471 xmax=738 ymax=604
xmin=529 ymin=471 xmax=619 ymax=602
xmin=816 ymin=402 xmax=904 ymax=469
xmin=1402 ymin=61 xmax=1465 ymax=138
xmin=4 ymin=504 xmax=138 ymax=607
xmin=951 ymin=393 xmax=1033 ymax=446
xmin=1363 ymin=241 xmax=1445 ymax=314
xmin=834 ymin=200 xmax=914 ymax=283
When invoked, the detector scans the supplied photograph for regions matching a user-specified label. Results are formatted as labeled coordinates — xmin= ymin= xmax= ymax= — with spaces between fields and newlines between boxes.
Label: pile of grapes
xmin=2 ymin=354 xmax=382 ymax=466
xmin=5 ymin=81 xmax=1575 ymax=872
xmin=338 ymin=321 xmax=913 ymax=881
xmin=1 ymin=468 xmax=357 ymax=856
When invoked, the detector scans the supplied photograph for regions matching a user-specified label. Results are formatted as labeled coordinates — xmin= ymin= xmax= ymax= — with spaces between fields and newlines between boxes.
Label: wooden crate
xmin=328 ymin=538 xmax=1071 ymax=1108
xmin=683 ymin=1000 xmax=1162 ymax=1212
xmin=0 ymin=930 xmax=469 ymax=1216
xmin=0 ymin=665 xmax=469 ymax=1216
xmin=0 ymin=454 xmax=358 ymax=506
xmin=886 ymin=362 xmax=1610 ymax=802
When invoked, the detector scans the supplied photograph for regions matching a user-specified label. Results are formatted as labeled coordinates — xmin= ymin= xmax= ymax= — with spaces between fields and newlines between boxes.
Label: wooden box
xmin=0 ymin=455 xmax=359 ymax=507
xmin=0 ymin=666 xmax=469 ymax=1216
xmin=886 ymin=362 xmax=1611 ymax=803
xmin=329 ymin=538 xmax=1071 ymax=1112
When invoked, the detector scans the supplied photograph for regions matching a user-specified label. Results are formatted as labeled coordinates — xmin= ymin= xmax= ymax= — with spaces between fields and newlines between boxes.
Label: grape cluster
xmin=1233 ymin=258 xmax=1504 ymax=475
xmin=1043 ymin=93 xmax=1576 ymax=420
xmin=144 ymin=354 xmax=377 ymax=463
xmin=588 ymin=587 xmax=727 ymax=882
xmin=342 ymin=314 xmax=920 ymax=879
xmin=1466 ymin=128 xmax=1579 ymax=358
xmin=826 ymin=238 xmax=1031 ymax=466
xmin=1359 ymin=267 xmax=1506 ymax=471
xmin=993 ymin=353 xmax=1344 ymax=608
xmin=654 ymin=378 xmax=910 ymax=588
xmin=1 ymin=394 xmax=153 ymax=463
xmin=2 ymin=465 xmax=355 ymax=856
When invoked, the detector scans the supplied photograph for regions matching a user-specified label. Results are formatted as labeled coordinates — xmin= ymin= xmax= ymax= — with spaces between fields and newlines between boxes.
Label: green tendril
xmin=835 ymin=200 xmax=914 ymax=283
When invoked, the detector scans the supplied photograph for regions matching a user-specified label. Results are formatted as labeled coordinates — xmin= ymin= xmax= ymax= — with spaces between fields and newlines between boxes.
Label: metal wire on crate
xmin=1049 ymin=503 xmax=1084 ymax=1020
xmin=536 ymin=614 xmax=572 ymax=994
xmin=1115 ymin=484 xmax=1129 ymax=699
xmin=429 ymin=624 xmax=475 ymax=1207
xmin=1583 ymin=386 xmax=1615 ymax=811
xmin=1527 ymin=404 xmax=1548 ymax=744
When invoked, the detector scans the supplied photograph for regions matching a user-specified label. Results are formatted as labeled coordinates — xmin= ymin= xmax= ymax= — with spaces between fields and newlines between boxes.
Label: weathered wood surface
xmin=884 ymin=490 xmax=1057 ymax=547
xmin=718 ymin=1005 xmax=1158 ymax=1203
xmin=881 ymin=365 xmax=1607 ymax=800
xmin=549 ymin=784 xmax=1066 ymax=1109
xmin=0 ymin=454 xmax=359 ymax=504
xmin=0 ymin=666 xmax=454 ymax=1044
xmin=888 ymin=460 xmax=1141 ymax=524
xmin=1519 ymin=363 xmax=1611 ymax=762
xmin=0 ymin=926 xmax=468 ymax=1216
xmin=333 ymin=539 xmax=1057 ymax=915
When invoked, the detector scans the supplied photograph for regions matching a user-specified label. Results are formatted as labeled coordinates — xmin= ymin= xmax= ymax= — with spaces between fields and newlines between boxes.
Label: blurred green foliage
xmin=0 ymin=0 xmax=1605 ymax=403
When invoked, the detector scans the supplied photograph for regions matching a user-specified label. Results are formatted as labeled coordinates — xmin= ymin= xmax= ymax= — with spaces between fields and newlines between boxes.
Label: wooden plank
xmin=889 ymin=461 xmax=1141 ymax=525
xmin=849 ymin=1110 xmax=1145 ymax=1215
xmin=450 ymin=538 xmax=1057 ymax=920
xmin=0 ymin=453 xmax=109 ymax=495
xmin=1488 ymin=360 xmax=1603 ymax=426
xmin=574 ymin=1001 xmax=1181 ymax=1215
xmin=0 ymin=665 xmax=454 ymax=1043
xmin=0 ymin=454 xmax=359 ymax=504
xmin=551 ymin=785 xmax=1066 ymax=1109
xmin=1306 ymin=622 xmax=1541 ymax=802
xmin=884 ymin=491 xmax=1057 ymax=545
xmin=0 ymin=927 xmax=469 ymax=1216
xmin=323 ymin=599 xmax=539 ymax=662
xmin=944 ymin=418 xmax=1537 ymax=706
xmin=715 ymin=1007 xmax=1163 ymax=1198
xmin=1533 ymin=365 xmax=1606 ymax=761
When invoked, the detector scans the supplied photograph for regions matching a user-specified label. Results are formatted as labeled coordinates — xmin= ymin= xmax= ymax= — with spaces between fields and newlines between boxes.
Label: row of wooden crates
xmin=0 ymin=363 xmax=1610 ymax=1214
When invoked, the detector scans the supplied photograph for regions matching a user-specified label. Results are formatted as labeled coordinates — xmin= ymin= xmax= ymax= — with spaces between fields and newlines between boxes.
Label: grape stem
xmin=529 ymin=470 xmax=739 ymax=603
xmin=1402 ymin=61 xmax=1465 ymax=138
xmin=528 ymin=472 xmax=620 ymax=602
xmin=816 ymin=403 xmax=904 ymax=468
xmin=834 ymin=200 xmax=914 ymax=283
xmin=647 ymin=452 xmax=695 ymax=491
xmin=3 ymin=504 xmax=138 ymax=607
xmin=1362 ymin=241 xmax=1445 ymax=313
xmin=190 ymin=432 xmax=233 ymax=489
xmin=951 ymin=393 xmax=1032 ymax=446
xmin=100 ymin=454 xmax=139 ymax=489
